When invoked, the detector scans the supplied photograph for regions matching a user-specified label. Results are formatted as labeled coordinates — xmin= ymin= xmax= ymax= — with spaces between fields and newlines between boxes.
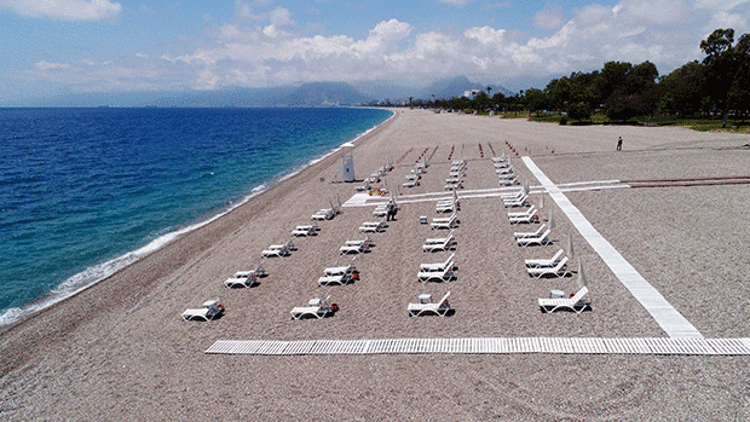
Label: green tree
xmin=658 ymin=61 xmax=707 ymax=116
xmin=728 ymin=33 xmax=750 ymax=120
xmin=491 ymin=92 xmax=506 ymax=111
xmin=567 ymin=103 xmax=591 ymax=121
xmin=700 ymin=28 xmax=742 ymax=126
xmin=472 ymin=91 xmax=492 ymax=111
xmin=545 ymin=77 xmax=571 ymax=111
xmin=523 ymin=88 xmax=548 ymax=113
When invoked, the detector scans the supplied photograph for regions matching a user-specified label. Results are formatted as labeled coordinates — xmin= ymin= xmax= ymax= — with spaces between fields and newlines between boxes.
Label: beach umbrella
xmin=547 ymin=208 xmax=555 ymax=230
xmin=577 ymin=260 xmax=587 ymax=290
xmin=539 ymin=191 xmax=544 ymax=209
xmin=566 ymin=233 xmax=575 ymax=260
xmin=523 ymin=180 xmax=530 ymax=195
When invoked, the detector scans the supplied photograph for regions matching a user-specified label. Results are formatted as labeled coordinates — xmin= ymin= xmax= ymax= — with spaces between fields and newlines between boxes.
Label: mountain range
xmin=25 ymin=76 xmax=516 ymax=107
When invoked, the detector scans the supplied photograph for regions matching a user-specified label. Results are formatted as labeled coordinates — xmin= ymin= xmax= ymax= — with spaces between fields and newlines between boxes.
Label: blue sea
xmin=0 ymin=107 xmax=393 ymax=325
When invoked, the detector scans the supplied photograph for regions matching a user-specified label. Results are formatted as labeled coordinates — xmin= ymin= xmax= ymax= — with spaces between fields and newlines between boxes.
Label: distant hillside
xmin=422 ymin=76 xmax=515 ymax=99
xmin=281 ymin=82 xmax=373 ymax=106
xmin=18 ymin=78 xmax=509 ymax=107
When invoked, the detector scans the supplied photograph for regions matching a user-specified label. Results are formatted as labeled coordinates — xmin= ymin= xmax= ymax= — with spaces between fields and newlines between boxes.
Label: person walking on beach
xmin=617 ymin=136 xmax=623 ymax=151
xmin=386 ymin=200 xmax=394 ymax=221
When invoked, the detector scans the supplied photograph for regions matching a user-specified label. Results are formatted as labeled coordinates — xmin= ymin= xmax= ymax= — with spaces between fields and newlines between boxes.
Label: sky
xmin=1 ymin=0 xmax=749 ymax=105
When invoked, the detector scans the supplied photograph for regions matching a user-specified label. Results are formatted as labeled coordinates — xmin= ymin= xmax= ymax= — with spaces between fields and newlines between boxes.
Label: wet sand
xmin=2 ymin=109 xmax=750 ymax=421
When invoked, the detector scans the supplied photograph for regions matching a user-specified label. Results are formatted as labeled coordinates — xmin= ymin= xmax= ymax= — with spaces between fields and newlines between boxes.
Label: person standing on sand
xmin=617 ymin=136 xmax=623 ymax=151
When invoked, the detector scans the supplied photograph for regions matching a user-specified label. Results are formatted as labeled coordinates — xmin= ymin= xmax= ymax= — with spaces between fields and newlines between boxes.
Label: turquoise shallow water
xmin=0 ymin=107 xmax=393 ymax=324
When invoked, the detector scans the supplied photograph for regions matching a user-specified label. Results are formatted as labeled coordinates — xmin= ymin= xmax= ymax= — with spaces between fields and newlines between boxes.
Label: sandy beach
xmin=2 ymin=108 xmax=750 ymax=421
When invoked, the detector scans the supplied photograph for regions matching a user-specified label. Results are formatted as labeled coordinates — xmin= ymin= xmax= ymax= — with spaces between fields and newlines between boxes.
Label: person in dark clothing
xmin=617 ymin=136 xmax=623 ymax=151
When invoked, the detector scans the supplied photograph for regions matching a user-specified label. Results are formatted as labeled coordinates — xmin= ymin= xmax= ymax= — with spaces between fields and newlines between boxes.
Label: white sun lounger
xmin=359 ymin=220 xmax=386 ymax=233
xmin=405 ymin=173 xmax=421 ymax=181
xmin=403 ymin=180 xmax=420 ymax=188
xmin=373 ymin=203 xmax=389 ymax=216
xmin=508 ymin=207 xmax=538 ymax=224
xmin=525 ymin=249 xmax=565 ymax=268
xmin=514 ymin=224 xmax=547 ymax=240
xmin=319 ymin=260 xmax=358 ymax=286
xmin=504 ymin=194 xmax=529 ymax=208
xmin=517 ymin=229 xmax=552 ymax=247
xmin=261 ymin=240 xmax=294 ymax=258
xmin=181 ymin=300 xmax=224 ymax=321
xmin=507 ymin=205 xmax=536 ymax=218
xmin=318 ymin=274 xmax=352 ymax=286
xmin=445 ymin=182 xmax=463 ymax=191
xmin=431 ymin=213 xmax=458 ymax=230
xmin=499 ymin=174 xmax=519 ymax=186
xmin=224 ymin=273 xmax=259 ymax=288
xmin=496 ymin=166 xmax=514 ymax=175
xmin=290 ymin=297 xmax=335 ymax=319
xmin=324 ymin=259 xmax=357 ymax=277
xmin=494 ymin=160 xmax=510 ymax=169
xmin=340 ymin=237 xmax=372 ymax=254
xmin=417 ymin=266 xmax=454 ymax=283
xmin=311 ymin=208 xmax=335 ymax=221
xmin=234 ymin=259 xmax=267 ymax=279
xmin=408 ymin=291 xmax=451 ymax=316
xmin=501 ymin=189 xmax=525 ymax=201
xmin=423 ymin=231 xmax=456 ymax=252
xmin=538 ymin=286 xmax=589 ymax=313
xmin=420 ymin=253 xmax=455 ymax=272
xmin=291 ymin=224 xmax=319 ymax=237
xmin=435 ymin=201 xmax=456 ymax=213
xmin=527 ymin=256 xmax=570 ymax=278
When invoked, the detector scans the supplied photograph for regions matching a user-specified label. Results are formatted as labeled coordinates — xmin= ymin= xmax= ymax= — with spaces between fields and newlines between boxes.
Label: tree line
xmin=410 ymin=29 xmax=749 ymax=126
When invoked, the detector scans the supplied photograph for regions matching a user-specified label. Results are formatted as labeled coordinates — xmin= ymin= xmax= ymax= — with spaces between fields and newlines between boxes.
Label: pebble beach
xmin=2 ymin=108 xmax=750 ymax=421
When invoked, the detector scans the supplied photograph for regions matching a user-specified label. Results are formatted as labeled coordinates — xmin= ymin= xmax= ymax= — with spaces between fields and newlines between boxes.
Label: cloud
xmin=534 ymin=4 xmax=564 ymax=30
xmin=0 ymin=0 xmax=121 ymax=21
xmin=233 ymin=0 xmax=261 ymax=20
xmin=35 ymin=61 xmax=70 ymax=70
xmin=268 ymin=6 xmax=294 ymax=26
xmin=23 ymin=0 xmax=750 ymax=95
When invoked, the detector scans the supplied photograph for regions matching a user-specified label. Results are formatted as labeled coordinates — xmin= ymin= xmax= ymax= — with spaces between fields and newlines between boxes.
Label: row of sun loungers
xmin=444 ymin=160 xmax=466 ymax=191
xmin=403 ymin=164 xmax=424 ymax=188
xmin=499 ymin=183 xmax=590 ymax=312
xmin=417 ymin=253 xmax=455 ymax=283
xmin=493 ymin=156 xmax=519 ymax=186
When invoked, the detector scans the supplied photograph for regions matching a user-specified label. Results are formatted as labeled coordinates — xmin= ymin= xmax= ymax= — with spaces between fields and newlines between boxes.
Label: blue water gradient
xmin=0 ymin=107 xmax=392 ymax=324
